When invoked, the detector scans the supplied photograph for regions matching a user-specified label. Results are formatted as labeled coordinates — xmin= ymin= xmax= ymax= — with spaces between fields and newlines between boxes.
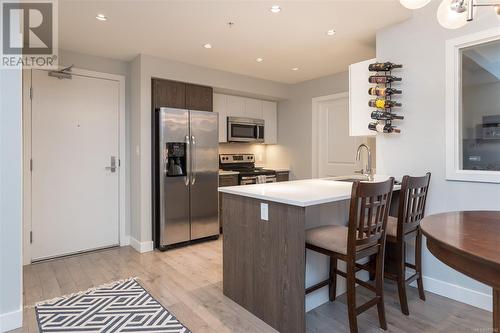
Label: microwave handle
xmin=257 ymin=125 xmax=264 ymax=140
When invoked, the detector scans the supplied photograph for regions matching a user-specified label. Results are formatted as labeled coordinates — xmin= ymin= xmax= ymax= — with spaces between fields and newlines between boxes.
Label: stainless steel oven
xmin=227 ymin=117 xmax=264 ymax=143
xmin=240 ymin=174 xmax=277 ymax=185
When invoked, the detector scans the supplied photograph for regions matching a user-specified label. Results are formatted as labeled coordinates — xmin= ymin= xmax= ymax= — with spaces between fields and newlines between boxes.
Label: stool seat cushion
xmin=306 ymin=225 xmax=349 ymax=255
xmin=386 ymin=216 xmax=398 ymax=237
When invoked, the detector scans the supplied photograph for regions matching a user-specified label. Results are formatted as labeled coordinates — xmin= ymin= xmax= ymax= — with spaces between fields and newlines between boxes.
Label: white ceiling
xmin=59 ymin=1 xmax=412 ymax=84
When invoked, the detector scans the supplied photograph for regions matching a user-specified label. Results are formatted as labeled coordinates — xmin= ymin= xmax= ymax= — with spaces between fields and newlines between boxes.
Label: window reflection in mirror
xmin=461 ymin=39 xmax=500 ymax=171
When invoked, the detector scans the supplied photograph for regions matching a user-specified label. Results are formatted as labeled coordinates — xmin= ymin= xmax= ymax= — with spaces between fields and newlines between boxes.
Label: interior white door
xmin=31 ymin=69 xmax=120 ymax=261
xmin=317 ymin=95 xmax=366 ymax=177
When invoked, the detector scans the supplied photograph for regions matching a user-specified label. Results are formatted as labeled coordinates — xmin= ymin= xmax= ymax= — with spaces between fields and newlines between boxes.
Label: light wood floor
xmin=15 ymin=238 xmax=490 ymax=332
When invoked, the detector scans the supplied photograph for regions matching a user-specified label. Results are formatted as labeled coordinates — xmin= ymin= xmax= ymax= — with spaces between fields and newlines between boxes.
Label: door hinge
xmin=30 ymin=158 xmax=33 ymax=172
xmin=118 ymin=159 xmax=121 ymax=167
xmin=29 ymin=87 xmax=33 ymax=100
xmin=30 ymin=231 xmax=33 ymax=244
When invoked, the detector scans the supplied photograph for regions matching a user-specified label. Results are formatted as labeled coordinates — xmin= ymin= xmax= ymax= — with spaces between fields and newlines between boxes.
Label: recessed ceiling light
xmin=270 ymin=5 xmax=281 ymax=13
xmin=326 ymin=29 xmax=336 ymax=36
xmin=203 ymin=43 xmax=212 ymax=49
xmin=291 ymin=67 xmax=299 ymax=71
xmin=96 ymin=14 xmax=107 ymax=21
xmin=256 ymin=58 xmax=264 ymax=63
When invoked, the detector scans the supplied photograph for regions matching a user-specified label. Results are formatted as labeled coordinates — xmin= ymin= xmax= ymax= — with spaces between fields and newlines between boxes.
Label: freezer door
xmin=189 ymin=110 xmax=220 ymax=240
xmin=159 ymin=108 xmax=191 ymax=246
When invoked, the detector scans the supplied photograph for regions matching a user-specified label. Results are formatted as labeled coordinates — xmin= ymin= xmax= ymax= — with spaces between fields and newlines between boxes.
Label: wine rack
xmin=367 ymin=62 xmax=403 ymax=134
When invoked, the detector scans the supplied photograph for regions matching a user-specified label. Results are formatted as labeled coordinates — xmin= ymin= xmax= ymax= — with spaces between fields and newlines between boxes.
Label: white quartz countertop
xmin=218 ymin=175 xmax=400 ymax=207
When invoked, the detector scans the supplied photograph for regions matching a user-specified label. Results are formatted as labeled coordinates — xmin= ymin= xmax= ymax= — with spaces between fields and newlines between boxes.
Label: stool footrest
xmin=405 ymin=273 xmax=419 ymax=285
xmin=305 ymin=279 xmax=331 ymax=295
xmin=356 ymin=296 xmax=381 ymax=315
xmin=405 ymin=262 xmax=416 ymax=270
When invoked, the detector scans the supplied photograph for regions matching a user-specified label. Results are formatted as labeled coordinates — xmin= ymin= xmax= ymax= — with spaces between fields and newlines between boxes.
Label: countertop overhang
xmin=218 ymin=175 xmax=401 ymax=207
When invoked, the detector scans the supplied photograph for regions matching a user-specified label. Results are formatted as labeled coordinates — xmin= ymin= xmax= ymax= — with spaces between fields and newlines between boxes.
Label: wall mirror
xmin=446 ymin=28 xmax=500 ymax=183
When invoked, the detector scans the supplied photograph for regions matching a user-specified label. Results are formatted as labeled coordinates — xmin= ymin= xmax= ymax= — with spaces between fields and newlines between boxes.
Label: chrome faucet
xmin=356 ymin=144 xmax=373 ymax=181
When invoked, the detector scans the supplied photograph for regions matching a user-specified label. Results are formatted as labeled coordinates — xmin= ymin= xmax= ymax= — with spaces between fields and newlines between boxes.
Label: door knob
xmin=105 ymin=156 xmax=118 ymax=173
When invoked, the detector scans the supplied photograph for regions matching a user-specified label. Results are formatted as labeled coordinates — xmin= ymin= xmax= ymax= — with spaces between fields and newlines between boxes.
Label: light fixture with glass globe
xmin=399 ymin=0 xmax=500 ymax=28
xmin=399 ymin=0 xmax=432 ymax=9
xmin=437 ymin=0 xmax=468 ymax=29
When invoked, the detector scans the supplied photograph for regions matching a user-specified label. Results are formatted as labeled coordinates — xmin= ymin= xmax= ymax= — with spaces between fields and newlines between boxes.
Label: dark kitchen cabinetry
xmin=152 ymin=79 xmax=185 ymax=109
xmin=276 ymin=171 xmax=290 ymax=182
xmin=152 ymin=78 xmax=213 ymax=111
xmin=218 ymin=174 xmax=239 ymax=232
xmin=186 ymin=83 xmax=213 ymax=111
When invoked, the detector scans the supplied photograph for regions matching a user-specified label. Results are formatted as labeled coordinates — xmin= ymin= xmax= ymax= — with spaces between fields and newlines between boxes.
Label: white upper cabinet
xmin=244 ymin=98 xmax=263 ymax=119
xmin=349 ymin=58 xmax=376 ymax=137
xmin=213 ymin=93 xmax=227 ymax=143
xmin=226 ymin=95 xmax=245 ymax=118
xmin=262 ymin=101 xmax=277 ymax=144
xmin=214 ymin=93 xmax=278 ymax=144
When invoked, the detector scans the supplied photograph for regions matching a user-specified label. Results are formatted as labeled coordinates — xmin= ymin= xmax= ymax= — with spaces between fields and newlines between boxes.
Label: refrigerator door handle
xmin=191 ymin=135 xmax=197 ymax=185
xmin=163 ymin=146 xmax=169 ymax=176
xmin=184 ymin=135 xmax=190 ymax=186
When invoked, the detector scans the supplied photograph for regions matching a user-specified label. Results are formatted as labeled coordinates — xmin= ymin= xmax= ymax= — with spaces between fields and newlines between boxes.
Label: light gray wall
xmin=58 ymin=50 xmax=132 ymax=238
xmin=376 ymin=1 xmax=500 ymax=309
xmin=0 ymin=68 xmax=23 ymax=331
xmin=273 ymin=71 xmax=350 ymax=179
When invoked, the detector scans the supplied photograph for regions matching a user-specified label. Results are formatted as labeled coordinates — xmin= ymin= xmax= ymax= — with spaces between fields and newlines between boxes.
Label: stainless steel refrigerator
xmin=153 ymin=107 xmax=219 ymax=250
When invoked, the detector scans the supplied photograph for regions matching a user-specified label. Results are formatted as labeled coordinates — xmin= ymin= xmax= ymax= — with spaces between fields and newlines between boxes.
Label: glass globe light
xmin=399 ymin=0 xmax=431 ymax=9
xmin=437 ymin=0 xmax=468 ymax=29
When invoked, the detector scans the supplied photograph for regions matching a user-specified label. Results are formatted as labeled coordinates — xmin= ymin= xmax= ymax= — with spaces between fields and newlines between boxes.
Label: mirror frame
xmin=445 ymin=27 xmax=500 ymax=183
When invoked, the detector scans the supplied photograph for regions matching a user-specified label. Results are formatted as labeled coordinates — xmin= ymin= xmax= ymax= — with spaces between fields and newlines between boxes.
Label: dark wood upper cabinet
xmin=186 ymin=83 xmax=213 ymax=111
xmin=152 ymin=78 xmax=213 ymax=111
xmin=152 ymin=79 xmax=186 ymax=109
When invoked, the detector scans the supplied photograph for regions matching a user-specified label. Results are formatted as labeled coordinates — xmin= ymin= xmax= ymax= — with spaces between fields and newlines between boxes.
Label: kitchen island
xmin=219 ymin=176 xmax=400 ymax=333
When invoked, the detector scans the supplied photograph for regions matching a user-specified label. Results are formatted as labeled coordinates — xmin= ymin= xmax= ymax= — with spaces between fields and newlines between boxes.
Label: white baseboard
xmin=120 ymin=235 xmax=130 ymax=246
xmin=129 ymin=237 xmax=153 ymax=253
xmin=0 ymin=308 xmax=22 ymax=333
xmin=417 ymin=276 xmax=492 ymax=312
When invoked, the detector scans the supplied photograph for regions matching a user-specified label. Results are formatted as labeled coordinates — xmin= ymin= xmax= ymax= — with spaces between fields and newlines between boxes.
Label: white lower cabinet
xmin=214 ymin=93 xmax=278 ymax=144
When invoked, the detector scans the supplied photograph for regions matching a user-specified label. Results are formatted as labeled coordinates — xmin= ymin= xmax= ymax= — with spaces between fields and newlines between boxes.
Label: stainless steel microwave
xmin=227 ymin=117 xmax=265 ymax=143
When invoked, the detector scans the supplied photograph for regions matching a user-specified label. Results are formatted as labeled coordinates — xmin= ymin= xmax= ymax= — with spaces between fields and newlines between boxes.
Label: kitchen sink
xmin=335 ymin=177 xmax=370 ymax=182
xmin=327 ymin=175 xmax=402 ymax=185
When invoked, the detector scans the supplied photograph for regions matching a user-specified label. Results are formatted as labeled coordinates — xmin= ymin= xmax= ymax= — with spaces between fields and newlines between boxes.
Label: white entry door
xmin=31 ymin=69 xmax=120 ymax=261
xmin=316 ymin=94 xmax=367 ymax=178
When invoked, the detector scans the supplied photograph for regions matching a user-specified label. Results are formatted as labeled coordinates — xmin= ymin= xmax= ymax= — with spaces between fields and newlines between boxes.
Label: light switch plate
xmin=260 ymin=203 xmax=269 ymax=221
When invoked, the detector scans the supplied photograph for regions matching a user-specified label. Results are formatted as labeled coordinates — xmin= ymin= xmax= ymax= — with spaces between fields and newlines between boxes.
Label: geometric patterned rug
xmin=35 ymin=278 xmax=191 ymax=333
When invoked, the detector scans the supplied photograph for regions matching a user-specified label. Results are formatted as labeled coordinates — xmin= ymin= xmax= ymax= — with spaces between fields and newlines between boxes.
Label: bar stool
xmin=305 ymin=178 xmax=394 ymax=333
xmin=384 ymin=173 xmax=431 ymax=315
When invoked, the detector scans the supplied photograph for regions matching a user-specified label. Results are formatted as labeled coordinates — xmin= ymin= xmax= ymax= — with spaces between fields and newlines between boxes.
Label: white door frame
xmin=22 ymin=67 xmax=127 ymax=264
xmin=311 ymin=92 xmax=349 ymax=178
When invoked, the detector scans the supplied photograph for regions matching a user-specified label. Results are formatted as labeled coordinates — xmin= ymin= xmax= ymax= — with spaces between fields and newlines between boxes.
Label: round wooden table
xmin=420 ymin=211 xmax=500 ymax=331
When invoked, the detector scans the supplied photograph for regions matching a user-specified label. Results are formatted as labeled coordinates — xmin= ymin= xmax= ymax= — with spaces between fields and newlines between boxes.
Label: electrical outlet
xmin=260 ymin=203 xmax=268 ymax=221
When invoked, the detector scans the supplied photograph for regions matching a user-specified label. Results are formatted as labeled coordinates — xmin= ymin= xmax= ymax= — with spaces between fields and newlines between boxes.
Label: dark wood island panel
xmin=222 ymin=193 xmax=306 ymax=333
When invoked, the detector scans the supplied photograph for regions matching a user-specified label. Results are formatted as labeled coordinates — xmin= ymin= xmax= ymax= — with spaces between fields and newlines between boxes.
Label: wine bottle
xmin=368 ymin=75 xmax=402 ymax=84
xmin=368 ymin=87 xmax=402 ymax=97
xmin=368 ymin=98 xmax=402 ymax=109
xmin=368 ymin=62 xmax=403 ymax=72
xmin=368 ymin=122 xmax=401 ymax=134
xmin=371 ymin=111 xmax=404 ymax=121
